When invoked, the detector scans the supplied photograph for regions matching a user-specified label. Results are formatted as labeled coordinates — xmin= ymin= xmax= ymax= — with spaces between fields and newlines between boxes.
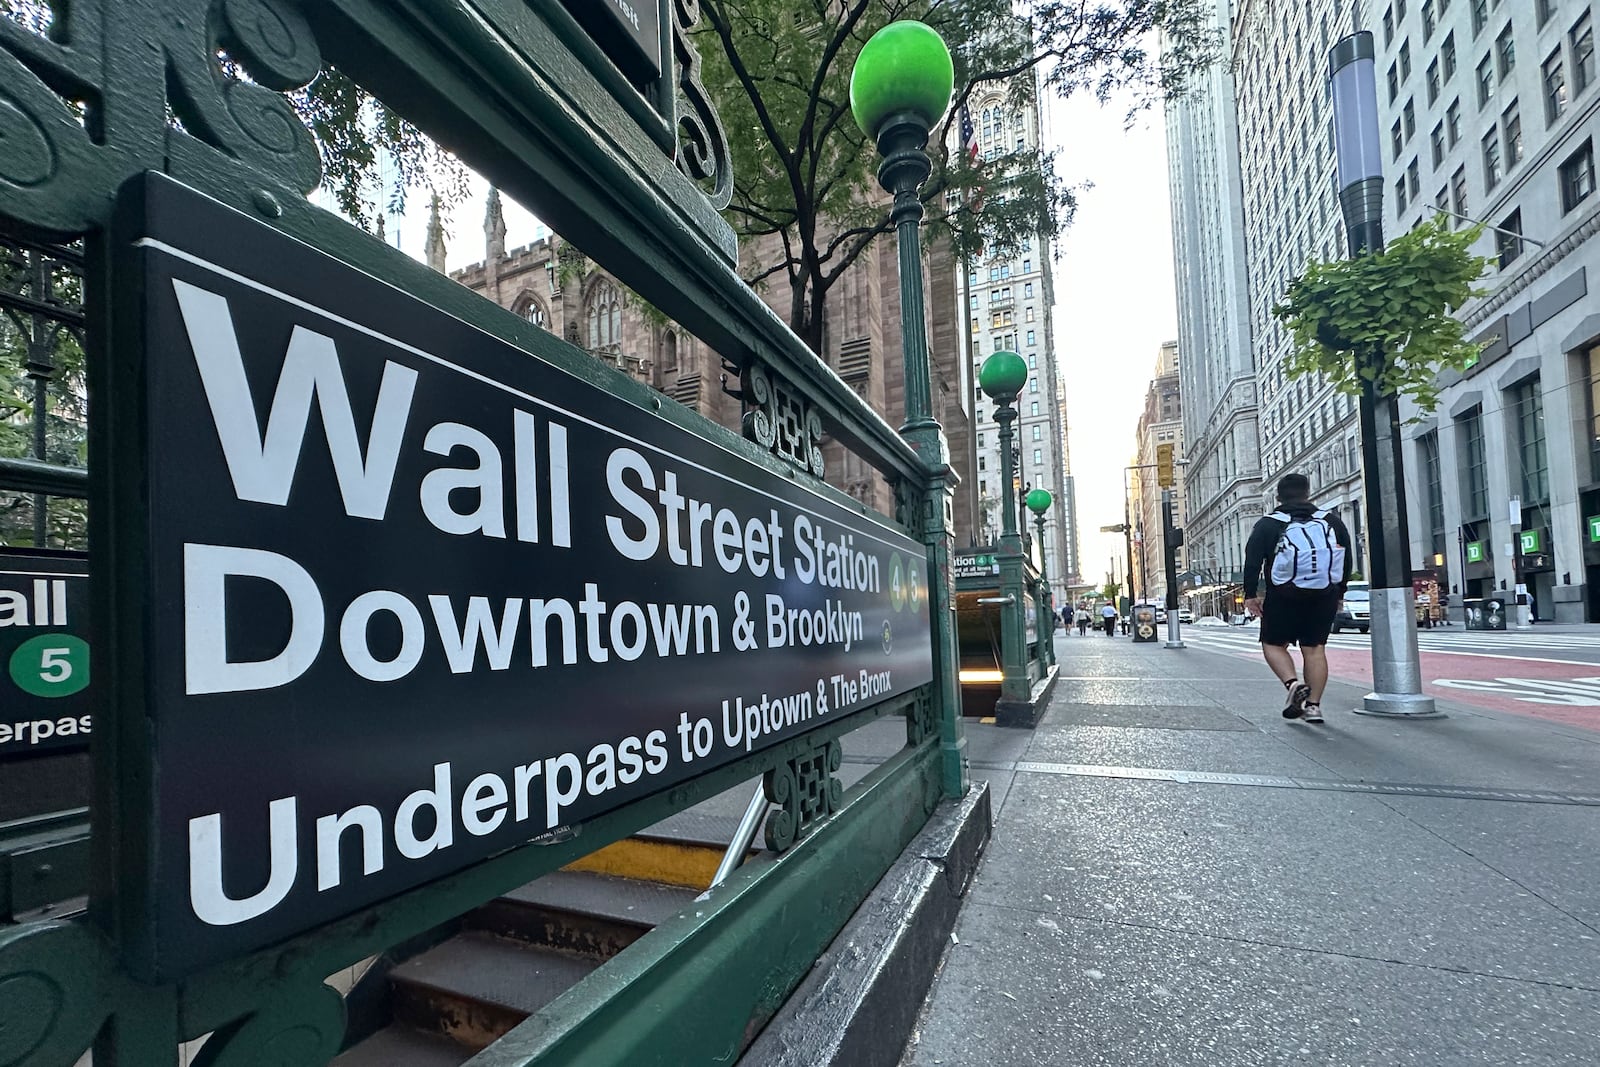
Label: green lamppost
xmin=979 ymin=350 xmax=1031 ymax=707
xmin=852 ymin=22 xmax=967 ymax=795
xmin=1026 ymin=487 xmax=1054 ymax=667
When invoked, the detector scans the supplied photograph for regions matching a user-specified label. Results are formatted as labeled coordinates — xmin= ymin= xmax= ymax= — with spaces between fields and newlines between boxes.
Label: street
xmin=1170 ymin=624 xmax=1600 ymax=730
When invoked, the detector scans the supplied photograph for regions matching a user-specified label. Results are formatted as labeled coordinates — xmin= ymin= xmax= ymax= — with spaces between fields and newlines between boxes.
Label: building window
xmin=1504 ymin=101 xmax=1523 ymax=167
xmin=1575 ymin=13 xmax=1595 ymax=96
xmin=1482 ymin=128 xmax=1502 ymax=189
xmin=1408 ymin=157 xmax=1421 ymax=197
xmin=1545 ymin=48 xmax=1569 ymax=124
xmin=1451 ymin=165 xmax=1468 ymax=221
xmin=1024 ymin=282 xmax=1034 ymax=297
xmin=1477 ymin=54 xmax=1494 ymax=105
xmin=1389 ymin=62 xmax=1401 ymax=102
xmin=1028 ymin=377 xmax=1038 ymax=394
xmin=1022 ymin=258 xmax=1032 ymax=273
xmin=1537 ymin=0 xmax=1557 ymax=30
xmin=1030 ymin=401 xmax=1039 ymax=416
xmin=585 ymin=278 xmax=622 ymax=351
xmin=1442 ymin=32 xmax=1458 ymax=81
xmin=1585 ymin=343 xmax=1600 ymax=482
xmin=1392 ymin=119 xmax=1404 ymax=160
xmin=1427 ymin=58 xmax=1441 ymax=102
xmin=1032 ymin=448 xmax=1043 ymax=467
xmin=1027 ymin=353 xmax=1037 ymax=368
xmin=1496 ymin=25 xmax=1515 ymax=79
xmin=1026 ymin=329 xmax=1036 ymax=346
xmin=1032 ymin=424 xmax=1042 ymax=441
xmin=1384 ymin=5 xmax=1395 ymax=44
xmin=1423 ymin=0 xmax=1436 ymax=40
xmin=1560 ymin=139 xmax=1596 ymax=213
xmin=1401 ymin=39 xmax=1413 ymax=79
xmin=1496 ymin=208 xmax=1524 ymax=268
xmin=1431 ymin=122 xmax=1446 ymax=166
xmin=1396 ymin=176 xmax=1409 ymax=217
xmin=1420 ymin=431 xmax=1447 ymax=558
xmin=1435 ymin=186 xmax=1450 ymax=212
xmin=1457 ymin=408 xmax=1488 ymax=520
xmin=1510 ymin=378 xmax=1549 ymax=503
xmin=1471 ymin=0 xmax=1487 ymax=37
xmin=1403 ymin=98 xmax=1417 ymax=139
xmin=515 ymin=296 xmax=547 ymax=328
xmin=1447 ymin=98 xmax=1462 ymax=143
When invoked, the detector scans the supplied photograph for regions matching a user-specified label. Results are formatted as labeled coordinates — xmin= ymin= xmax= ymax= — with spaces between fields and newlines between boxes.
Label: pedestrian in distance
xmin=1099 ymin=601 xmax=1117 ymax=636
xmin=1061 ymin=603 xmax=1073 ymax=633
xmin=1242 ymin=472 xmax=1354 ymax=725
xmin=1076 ymin=604 xmax=1091 ymax=636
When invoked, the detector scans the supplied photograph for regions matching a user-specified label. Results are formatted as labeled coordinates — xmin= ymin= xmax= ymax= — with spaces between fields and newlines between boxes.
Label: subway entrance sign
xmin=0 ymin=550 xmax=91 ymax=758
xmin=104 ymin=175 xmax=932 ymax=978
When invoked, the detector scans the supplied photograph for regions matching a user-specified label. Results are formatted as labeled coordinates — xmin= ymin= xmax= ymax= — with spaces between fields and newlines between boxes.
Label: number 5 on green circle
xmin=9 ymin=634 xmax=90 ymax=697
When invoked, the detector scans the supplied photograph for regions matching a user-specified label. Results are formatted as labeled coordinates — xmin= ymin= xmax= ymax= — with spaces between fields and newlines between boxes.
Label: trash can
xmin=1463 ymin=598 xmax=1484 ymax=631
xmin=1482 ymin=597 xmax=1507 ymax=631
xmin=1132 ymin=604 xmax=1159 ymax=642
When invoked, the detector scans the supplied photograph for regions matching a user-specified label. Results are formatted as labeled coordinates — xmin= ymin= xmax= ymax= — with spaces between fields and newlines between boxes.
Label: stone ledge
xmin=994 ymin=662 xmax=1060 ymax=729
xmin=737 ymin=781 xmax=993 ymax=1067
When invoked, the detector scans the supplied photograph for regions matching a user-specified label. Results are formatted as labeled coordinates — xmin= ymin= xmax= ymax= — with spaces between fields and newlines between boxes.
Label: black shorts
xmin=1259 ymin=587 xmax=1339 ymax=648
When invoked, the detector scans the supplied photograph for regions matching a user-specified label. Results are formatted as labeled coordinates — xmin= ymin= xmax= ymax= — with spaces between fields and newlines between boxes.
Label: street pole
xmin=980 ymin=351 xmax=1031 ymax=705
xmin=1122 ymin=466 xmax=1138 ymax=612
xmin=1509 ymin=496 xmax=1530 ymax=629
xmin=855 ymin=19 xmax=970 ymax=791
xmin=1329 ymin=32 xmax=1438 ymax=718
xmin=1027 ymin=488 xmax=1055 ymax=666
xmin=1162 ymin=488 xmax=1184 ymax=649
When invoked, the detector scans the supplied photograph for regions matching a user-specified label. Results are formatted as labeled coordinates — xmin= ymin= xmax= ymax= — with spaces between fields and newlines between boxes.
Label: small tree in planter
xmin=1271 ymin=216 xmax=1493 ymax=412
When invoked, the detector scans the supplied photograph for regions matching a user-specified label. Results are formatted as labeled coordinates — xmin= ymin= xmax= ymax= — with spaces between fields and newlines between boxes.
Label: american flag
xmin=959 ymin=103 xmax=984 ymax=247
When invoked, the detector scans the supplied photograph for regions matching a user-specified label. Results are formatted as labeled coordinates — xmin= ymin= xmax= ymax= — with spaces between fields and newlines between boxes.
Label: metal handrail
xmin=0 ymin=456 xmax=89 ymax=498
xmin=708 ymin=782 xmax=770 ymax=891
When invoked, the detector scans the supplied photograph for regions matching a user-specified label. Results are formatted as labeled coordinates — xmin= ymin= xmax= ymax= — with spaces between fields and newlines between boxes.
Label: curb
xmin=738 ymin=781 xmax=993 ymax=1067
xmin=995 ymin=663 xmax=1059 ymax=728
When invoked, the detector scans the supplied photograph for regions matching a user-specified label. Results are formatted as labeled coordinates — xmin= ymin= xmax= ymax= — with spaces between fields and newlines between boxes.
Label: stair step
xmin=470 ymin=870 xmax=696 ymax=959
xmin=332 ymin=1024 xmax=472 ymax=1067
xmin=388 ymin=931 xmax=601 ymax=1050
xmin=562 ymin=831 xmax=733 ymax=890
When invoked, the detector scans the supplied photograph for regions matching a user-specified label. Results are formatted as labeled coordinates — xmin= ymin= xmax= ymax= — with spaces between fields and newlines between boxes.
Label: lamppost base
xmin=1354 ymin=691 xmax=1445 ymax=718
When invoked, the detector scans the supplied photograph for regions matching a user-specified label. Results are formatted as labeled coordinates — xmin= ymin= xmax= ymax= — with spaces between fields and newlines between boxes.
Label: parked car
xmin=1333 ymin=581 xmax=1371 ymax=634
xmin=1194 ymin=615 xmax=1228 ymax=627
xmin=1178 ymin=607 xmax=1194 ymax=624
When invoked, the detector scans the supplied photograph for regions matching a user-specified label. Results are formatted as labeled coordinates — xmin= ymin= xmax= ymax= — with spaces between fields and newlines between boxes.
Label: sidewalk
xmin=900 ymin=631 xmax=1600 ymax=1066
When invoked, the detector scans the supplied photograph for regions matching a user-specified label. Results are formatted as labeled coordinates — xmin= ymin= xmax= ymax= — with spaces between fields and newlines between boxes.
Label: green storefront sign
xmin=1465 ymin=540 xmax=1486 ymax=563
xmin=1589 ymin=515 xmax=1600 ymax=543
xmin=1519 ymin=529 xmax=1543 ymax=554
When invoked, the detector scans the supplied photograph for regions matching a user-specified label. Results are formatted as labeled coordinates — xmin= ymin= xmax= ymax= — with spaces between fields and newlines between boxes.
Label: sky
xmin=1044 ymin=93 xmax=1180 ymax=591
xmin=382 ymin=88 xmax=1181 ymax=593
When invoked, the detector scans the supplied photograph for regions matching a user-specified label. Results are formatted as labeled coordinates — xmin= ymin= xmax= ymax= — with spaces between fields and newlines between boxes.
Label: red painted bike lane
xmin=1321 ymin=645 xmax=1600 ymax=730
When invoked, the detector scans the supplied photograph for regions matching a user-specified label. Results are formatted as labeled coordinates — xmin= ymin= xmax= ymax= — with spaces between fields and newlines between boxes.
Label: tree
xmin=696 ymin=0 xmax=1216 ymax=351
xmin=1101 ymin=581 xmax=1120 ymax=604
xmin=1271 ymin=216 xmax=1492 ymax=412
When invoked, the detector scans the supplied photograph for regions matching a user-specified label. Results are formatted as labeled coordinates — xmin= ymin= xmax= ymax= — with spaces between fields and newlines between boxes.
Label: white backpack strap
xmin=1269 ymin=510 xmax=1290 ymax=522
xmin=1312 ymin=508 xmax=1329 ymax=520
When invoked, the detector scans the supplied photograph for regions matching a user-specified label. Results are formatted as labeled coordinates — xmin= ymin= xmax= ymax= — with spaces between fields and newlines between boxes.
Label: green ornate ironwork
xmin=762 ymin=737 xmax=845 ymax=852
xmin=0 ymin=2 xmax=969 ymax=1063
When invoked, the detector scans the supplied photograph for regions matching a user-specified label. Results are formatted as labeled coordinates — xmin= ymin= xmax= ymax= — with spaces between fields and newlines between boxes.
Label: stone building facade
xmin=447 ymin=191 xmax=975 ymax=537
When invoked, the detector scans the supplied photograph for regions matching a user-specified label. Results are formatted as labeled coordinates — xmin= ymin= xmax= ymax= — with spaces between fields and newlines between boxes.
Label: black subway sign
xmin=109 ymin=176 xmax=932 ymax=977
xmin=0 ymin=551 xmax=91 ymax=758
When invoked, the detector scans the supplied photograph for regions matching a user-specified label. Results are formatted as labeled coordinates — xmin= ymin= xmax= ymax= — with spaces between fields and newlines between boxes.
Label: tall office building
xmin=959 ymin=71 xmax=1075 ymax=602
xmin=1164 ymin=0 xmax=1263 ymax=587
xmin=1130 ymin=342 xmax=1186 ymax=603
xmin=1380 ymin=0 xmax=1600 ymax=621
xmin=1232 ymin=0 xmax=1370 ymax=568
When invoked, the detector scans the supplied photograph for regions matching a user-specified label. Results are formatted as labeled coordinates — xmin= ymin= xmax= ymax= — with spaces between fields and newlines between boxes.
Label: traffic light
xmin=1156 ymin=443 xmax=1174 ymax=488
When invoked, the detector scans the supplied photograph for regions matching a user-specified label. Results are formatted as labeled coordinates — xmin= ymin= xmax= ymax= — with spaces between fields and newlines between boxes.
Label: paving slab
xmin=1045 ymin=703 xmax=1255 ymax=731
xmin=902 ymin=904 xmax=1600 ymax=1067
xmin=1023 ymin=724 xmax=1332 ymax=778
xmin=972 ymin=771 xmax=1600 ymax=989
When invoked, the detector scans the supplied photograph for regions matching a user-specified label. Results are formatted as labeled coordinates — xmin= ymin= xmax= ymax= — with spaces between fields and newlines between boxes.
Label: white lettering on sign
xmin=0 ymin=579 xmax=68 ymax=627
xmin=174 ymin=279 xmax=573 ymax=544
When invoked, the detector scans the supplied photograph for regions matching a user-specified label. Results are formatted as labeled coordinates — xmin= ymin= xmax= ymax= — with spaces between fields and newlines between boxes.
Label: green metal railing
xmin=0 ymin=2 xmax=968 ymax=1064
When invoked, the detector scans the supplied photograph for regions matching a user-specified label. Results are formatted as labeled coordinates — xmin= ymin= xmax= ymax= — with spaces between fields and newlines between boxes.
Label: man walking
xmin=1242 ymin=473 xmax=1353 ymax=724
xmin=1099 ymin=601 xmax=1118 ymax=636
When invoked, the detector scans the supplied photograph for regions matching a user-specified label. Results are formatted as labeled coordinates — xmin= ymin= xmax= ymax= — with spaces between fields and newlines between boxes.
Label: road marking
xmin=1433 ymin=677 xmax=1600 ymax=706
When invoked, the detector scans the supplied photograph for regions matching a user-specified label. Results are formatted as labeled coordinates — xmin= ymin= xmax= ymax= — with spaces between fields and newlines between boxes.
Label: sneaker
xmin=1282 ymin=682 xmax=1312 ymax=719
xmin=1302 ymin=702 xmax=1324 ymax=724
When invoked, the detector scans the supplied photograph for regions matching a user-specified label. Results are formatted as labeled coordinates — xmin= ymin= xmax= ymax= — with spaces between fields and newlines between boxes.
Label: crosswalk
xmin=1173 ymin=625 xmax=1598 ymax=657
